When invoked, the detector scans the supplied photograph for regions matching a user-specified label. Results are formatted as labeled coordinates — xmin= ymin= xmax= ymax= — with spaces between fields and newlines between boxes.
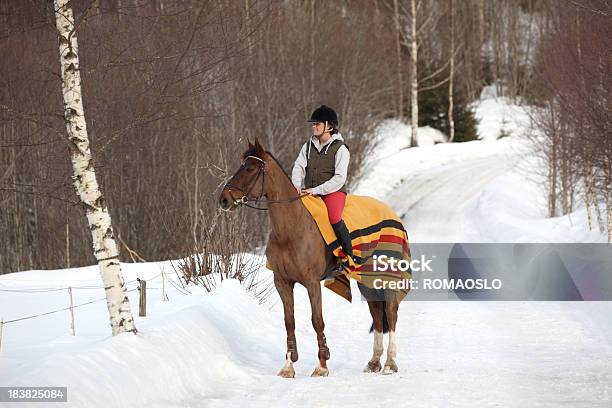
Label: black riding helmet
xmin=307 ymin=105 xmax=339 ymax=129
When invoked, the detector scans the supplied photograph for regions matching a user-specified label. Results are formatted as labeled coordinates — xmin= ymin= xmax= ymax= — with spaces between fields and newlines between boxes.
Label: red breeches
xmin=321 ymin=191 xmax=347 ymax=224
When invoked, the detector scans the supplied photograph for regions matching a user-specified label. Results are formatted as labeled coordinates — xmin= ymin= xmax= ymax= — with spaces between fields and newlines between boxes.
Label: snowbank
xmin=0 ymin=278 xmax=283 ymax=407
xmin=473 ymin=85 xmax=532 ymax=141
xmin=463 ymin=155 xmax=608 ymax=242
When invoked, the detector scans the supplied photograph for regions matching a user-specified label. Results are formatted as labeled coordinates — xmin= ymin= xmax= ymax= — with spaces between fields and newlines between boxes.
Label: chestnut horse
xmin=219 ymin=139 xmax=400 ymax=377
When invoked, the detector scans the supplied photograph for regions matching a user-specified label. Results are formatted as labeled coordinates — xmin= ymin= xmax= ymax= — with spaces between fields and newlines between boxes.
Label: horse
xmin=218 ymin=138 xmax=401 ymax=377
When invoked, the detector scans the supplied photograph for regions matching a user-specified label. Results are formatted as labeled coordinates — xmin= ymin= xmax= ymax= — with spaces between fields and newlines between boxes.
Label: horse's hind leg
xmin=306 ymin=280 xmax=330 ymax=377
xmin=275 ymin=276 xmax=297 ymax=378
xmin=382 ymin=292 xmax=400 ymax=375
xmin=364 ymin=301 xmax=384 ymax=373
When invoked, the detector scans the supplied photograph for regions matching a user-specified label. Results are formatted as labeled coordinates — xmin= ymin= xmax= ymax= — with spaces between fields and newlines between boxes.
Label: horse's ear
xmin=254 ymin=138 xmax=265 ymax=156
xmin=247 ymin=138 xmax=254 ymax=149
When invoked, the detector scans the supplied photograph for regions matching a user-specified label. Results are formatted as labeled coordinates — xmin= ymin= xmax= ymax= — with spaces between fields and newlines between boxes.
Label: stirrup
xmin=320 ymin=258 xmax=345 ymax=281
xmin=334 ymin=258 xmax=348 ymax=273
xmin=346 ymin=254 xmax=366 ymax=266
xmin=327 ymin=257 xmax=351 ymax=275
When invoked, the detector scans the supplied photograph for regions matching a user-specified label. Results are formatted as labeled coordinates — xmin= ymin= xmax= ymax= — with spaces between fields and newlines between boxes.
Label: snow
xmin=373 ymin=121 xmax=447 ymax=153
xmin=354 ymin=126 xmax=525 ymax=207
xmin=2 ymin=268 xmax=610 ymax=407
xmin=2 ymin=267 xmax=611 ymax=407
xmin=472 ymin=96 xmax=531 ymax=141
xmin=463 ymin=154 xmax=609 ymax=243
xmin=1 ymin=93 xmax=610 ymax=407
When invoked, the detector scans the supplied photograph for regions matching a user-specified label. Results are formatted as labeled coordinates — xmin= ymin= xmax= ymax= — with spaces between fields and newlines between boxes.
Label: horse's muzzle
xmin=219 ymin=189 xmax=238 ymax=211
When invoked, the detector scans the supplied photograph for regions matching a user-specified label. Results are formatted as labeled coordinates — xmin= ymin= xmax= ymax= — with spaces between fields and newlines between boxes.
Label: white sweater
xmin=291 ymin=133 xmax=350 ymax=195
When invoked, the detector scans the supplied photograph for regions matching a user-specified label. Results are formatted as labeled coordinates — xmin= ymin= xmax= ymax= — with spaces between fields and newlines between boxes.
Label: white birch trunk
xmin=309 ymin=0 xmax=316 ymax=106
xmin=584 ymin=171 xmax=594 ymax=231
xmin=54 ymin=0 xmax=137 ymax=336
xmin=606 ymin=193 xmax=612 ymax=243
xmin=595 ymin=189 xmax=605 ymax=233
xmin=478 ymin=0 xmax=484 ymax=57
xmin=549 ymin=107 xmax=558 ymax=218
xmin=606 ymin=167 xmax=612 ymax=243
xmin=393 ymin=0 xmax=404 ymax=121
xmin=410 ymin=0 xmax=418 ymax=147
xmin=448 ymin=0 xmax=455 ymax=143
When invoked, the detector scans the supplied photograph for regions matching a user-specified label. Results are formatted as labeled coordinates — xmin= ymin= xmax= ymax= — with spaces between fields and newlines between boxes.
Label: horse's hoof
xmin=363 ymin=360 xmax=382 ymax=373
xmin=277 ymin=366 xmax=295 ymax=378
xmin=311 ymin=366 xmax=329 ymax=377
xmin=382 ymin=361 xmax=398 ymax=375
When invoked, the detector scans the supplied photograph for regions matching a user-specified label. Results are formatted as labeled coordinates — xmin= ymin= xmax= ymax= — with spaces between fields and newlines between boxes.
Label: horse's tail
xmin=368 ymin=304 xmax=390 ymax=334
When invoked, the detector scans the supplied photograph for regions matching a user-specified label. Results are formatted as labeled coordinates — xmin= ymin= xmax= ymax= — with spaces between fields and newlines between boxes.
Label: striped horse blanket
xmin=301 ymin=194 xmax=412 ymax=303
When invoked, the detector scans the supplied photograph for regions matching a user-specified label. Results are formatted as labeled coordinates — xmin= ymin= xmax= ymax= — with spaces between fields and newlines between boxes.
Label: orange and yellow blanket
xmin=301 ymin=194 xmax=412 ymax=302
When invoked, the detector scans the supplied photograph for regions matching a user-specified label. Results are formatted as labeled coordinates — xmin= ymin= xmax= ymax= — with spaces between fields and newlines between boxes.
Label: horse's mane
xmin=242 ymin=146 xmax=294 ymax=186
xmin=266 ymin=151 xmax=295 ymax=185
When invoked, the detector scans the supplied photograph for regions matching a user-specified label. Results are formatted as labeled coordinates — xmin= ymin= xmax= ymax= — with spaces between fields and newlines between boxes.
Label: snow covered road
xmin=389 ymin=154 xmax=517 ymax=242
xmin=174 ymin=281 xmax=612 ymax=408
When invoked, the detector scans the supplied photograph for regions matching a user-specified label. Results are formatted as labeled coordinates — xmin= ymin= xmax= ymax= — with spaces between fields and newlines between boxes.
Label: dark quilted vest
xmin=304 ymin=139 xmax=347 ymax=193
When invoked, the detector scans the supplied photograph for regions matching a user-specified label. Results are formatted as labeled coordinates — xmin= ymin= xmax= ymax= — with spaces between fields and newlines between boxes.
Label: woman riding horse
xmin=291 ymin=105 xmax=363 ymax=271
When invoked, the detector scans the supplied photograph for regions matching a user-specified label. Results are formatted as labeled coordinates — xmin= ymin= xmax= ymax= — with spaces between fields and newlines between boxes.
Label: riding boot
xmin=331 ymin=219 xmax=364 ymax=268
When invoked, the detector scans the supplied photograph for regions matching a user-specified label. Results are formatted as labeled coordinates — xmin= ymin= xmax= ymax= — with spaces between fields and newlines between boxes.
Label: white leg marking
xmin=311 ymin=363 xmax=330 ymax=377
xmin=373 ymin=330 xmax=384 ymax=360
xmin=364 ymin=330 xmax=384 ymax=372
xmin=383 ymin=330 xmax=398 ymax=374
xmin=278 ymin=352 xmax=295 ymax=378
xmin=387 ymin=330 xmax=397 ymax=360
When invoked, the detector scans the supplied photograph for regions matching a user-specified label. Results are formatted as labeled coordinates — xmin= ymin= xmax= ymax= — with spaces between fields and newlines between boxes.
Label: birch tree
xmin=447 ymin=0 xmax=455 ymax=142
xmin=392 ymin=0 xmax=440 ymax=147
xmin=392 ymin=0 xmax=404 ymax=121
xmin=409 ymin=0 xmax=418 ymax=147
xmin=54 ymin=0 xmax=137 ymax=335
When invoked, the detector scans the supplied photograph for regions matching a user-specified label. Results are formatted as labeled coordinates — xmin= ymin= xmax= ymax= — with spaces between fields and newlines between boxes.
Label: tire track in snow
xmin=388 ymin=154 xmax=518 ymax=242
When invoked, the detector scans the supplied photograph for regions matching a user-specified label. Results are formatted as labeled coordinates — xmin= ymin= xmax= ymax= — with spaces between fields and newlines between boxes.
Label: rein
xmin=222 ymin=155 xmax=308 ymax=211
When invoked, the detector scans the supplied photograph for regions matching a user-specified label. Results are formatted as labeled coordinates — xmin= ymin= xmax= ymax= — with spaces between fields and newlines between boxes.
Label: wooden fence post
xmin=161 ymin=269 xmax=168 ymax=301
xmin=68 ymin=286 xmax=75 ymax=336
xmin=138 ymin=279 xmax=147 ymax=317
xmin=0 ymin=318 xmax=4 ymax=353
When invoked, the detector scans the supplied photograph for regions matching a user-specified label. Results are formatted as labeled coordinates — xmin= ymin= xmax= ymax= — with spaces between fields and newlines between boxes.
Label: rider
xmin=291 ymin=105 xmax=363 ymax=270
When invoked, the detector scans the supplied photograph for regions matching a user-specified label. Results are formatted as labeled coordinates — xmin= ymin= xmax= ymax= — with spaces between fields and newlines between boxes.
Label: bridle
xmin=222 ymin=155 xmax=307 ymax=211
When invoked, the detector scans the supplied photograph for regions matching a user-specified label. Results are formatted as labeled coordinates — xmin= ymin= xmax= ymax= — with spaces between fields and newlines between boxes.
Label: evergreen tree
xmin=418 ymin=86 xmax=479 ymax=142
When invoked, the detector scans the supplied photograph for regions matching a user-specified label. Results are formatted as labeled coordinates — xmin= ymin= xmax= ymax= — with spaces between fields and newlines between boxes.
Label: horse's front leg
xmin=275 ymin=276 xmax=297 ymax=378
xmin=306 ymin=280 xmax=330 ymax=377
